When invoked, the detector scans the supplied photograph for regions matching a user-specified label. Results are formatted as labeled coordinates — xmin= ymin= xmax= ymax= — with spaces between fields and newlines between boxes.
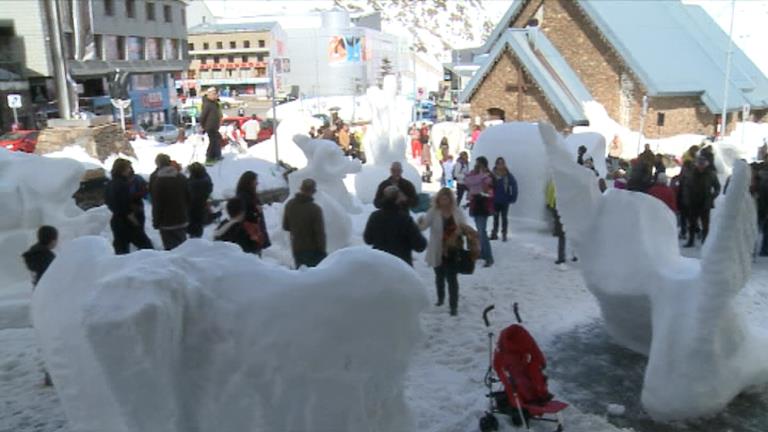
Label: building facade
xmin=185 ymin=21 xmax=284 ymax=98
xmin=0 ymin=0 xmax=189 ymax=130
xmin=459 ymin=0 xmax=768 ymax=138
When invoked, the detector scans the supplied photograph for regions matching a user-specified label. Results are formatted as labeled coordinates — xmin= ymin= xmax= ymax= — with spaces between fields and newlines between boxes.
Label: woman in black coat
xmin=187 ymin=163 xmax=213 ymax=238
xmin=105 ymin=158 xmax=154 ymax=254
xmin=235 ymin=171 xmax=271 ymax=253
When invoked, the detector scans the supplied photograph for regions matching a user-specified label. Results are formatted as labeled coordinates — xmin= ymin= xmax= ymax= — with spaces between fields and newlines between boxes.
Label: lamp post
xmin=719 ymin=0 xmax=736 ymax=140
xmin=270 ymin=58 xmax=279 ymax=164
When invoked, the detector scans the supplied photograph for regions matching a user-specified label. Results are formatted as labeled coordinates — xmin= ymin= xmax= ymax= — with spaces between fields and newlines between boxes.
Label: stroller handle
xmin=513 ymin=302 xmax=522 ymax=324
xmin=482 ymin=305 xmax=495 ymax=327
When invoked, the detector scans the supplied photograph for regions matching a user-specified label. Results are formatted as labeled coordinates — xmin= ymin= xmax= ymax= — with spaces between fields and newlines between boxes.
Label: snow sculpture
xmin=286 ymin=135 xmax=362 ymax=251
xmin=564 ymin=132 xmax=607 ymax=177
xmin=355 ymin=75 xmax=421 ymax=204
xmin=33 ymin=238 xmax=427 ymax=432
xmin=247 ymin=113 xmax=322 ymax=168
xmin=471 ymin=122 xmax=549 ymax=223
xmin=0 ymin=148 xmax=109 ymax=294
xmin=539 ymin=122 xmax=768 ymax=421
xmin=429 ymin=121 xmax=466 ymax=160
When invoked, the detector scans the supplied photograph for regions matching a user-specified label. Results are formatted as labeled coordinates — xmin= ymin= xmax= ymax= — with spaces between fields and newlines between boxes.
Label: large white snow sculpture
xmin=539 ymin=122 xmax=768 ymax=421
xmin=286 ymin=135 xmax=362 ymax=251
xmin=0 ymin=148 xmax=109 ymax=294
xmin=355 ymin=75 xmax=421 ymax=204
xmin=33 ymin=238 xmax=427 ymax=432
xmin=471 ymin=122 xmax=549 ymax=223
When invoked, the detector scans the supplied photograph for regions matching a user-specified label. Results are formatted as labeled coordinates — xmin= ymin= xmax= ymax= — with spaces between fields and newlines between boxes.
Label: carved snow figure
xmin=539 ymin=122 xmax=768 ymax=421
xmin=355 ymin=75 xmax=421 ymax=204
xmin=33 ymin=238 xmax=426 ymax=432
xmin=286 ymin=135 xmax=362 ymax=252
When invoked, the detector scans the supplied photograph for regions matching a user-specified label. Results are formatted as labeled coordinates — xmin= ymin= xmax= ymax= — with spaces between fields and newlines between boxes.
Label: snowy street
xmin=3 ymin=213 xmax=768 ymax=432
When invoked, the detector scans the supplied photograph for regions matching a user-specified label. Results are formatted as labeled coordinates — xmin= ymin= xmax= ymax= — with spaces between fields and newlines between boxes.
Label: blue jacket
xmin=493 ymin=172 xmax=518 ymax=205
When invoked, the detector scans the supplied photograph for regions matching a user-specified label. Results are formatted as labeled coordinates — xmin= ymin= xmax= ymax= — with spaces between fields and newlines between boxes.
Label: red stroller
xmin=479 ymin=304 xmax=568 ymax=432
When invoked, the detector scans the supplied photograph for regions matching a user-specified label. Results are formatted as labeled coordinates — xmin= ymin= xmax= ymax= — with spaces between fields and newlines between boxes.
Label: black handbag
xmin=457 ymin=249 xmax=475 ymax=275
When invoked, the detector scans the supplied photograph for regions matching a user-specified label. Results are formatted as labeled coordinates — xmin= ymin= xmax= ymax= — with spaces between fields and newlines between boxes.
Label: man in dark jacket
xmin=106 ymin=158 xmax=154 ymax=254
xmin=150 ymin=158 xmax=190 ymax=250
xmin=683 ymin=156 xmax=721 ymax=248
xmin=373 ymin=162 xmax=419 ymax=211
xmin=283 ymin=179 xmax=327 ymax=268
xmin=200 ymin=87 xmax=223 ymax=164
xmin=364 ymin=185 xmax=427 ymax=266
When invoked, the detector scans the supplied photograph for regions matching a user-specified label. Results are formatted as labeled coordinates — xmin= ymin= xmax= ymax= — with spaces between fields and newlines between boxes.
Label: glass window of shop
xmin=127 ymin=36 xmax=145 ymax=60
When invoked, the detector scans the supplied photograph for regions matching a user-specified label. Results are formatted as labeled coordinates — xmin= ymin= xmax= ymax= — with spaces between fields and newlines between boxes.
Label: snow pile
xmin=32 ymin=237 xmax=427 ymax=432
xmin=564 ymin=132 xmax=608 ymax=177
xmin=44 ymin=146 xmax=104 ymax=170
xmin=472 ymin=122 xmax=549 ymax=223
xmin=246 ymin=112 xmax=322 ymax=168
xmin=355 ymin=76 xmax=422 ymax=204
xmin=0 ymin=149 xmax=109 ymax=302
xmin=540 ymin=121 xmax=768 ymax=421
xmin=286 ymin=135 xmax=362 ymax=251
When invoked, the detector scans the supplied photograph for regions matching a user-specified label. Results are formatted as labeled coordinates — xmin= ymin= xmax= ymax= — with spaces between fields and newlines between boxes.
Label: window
xmin=203 ymin=42 xmax=209 ymax=50
xmin=146 ymin=2 xmax=155 ymax=21
xmin=243 ymin=40 xmax=250 ymax=48
xmin=164 ymin=5 xmax=172 ymax=22
xmin=164 ymin=39 xmax=177 ymax=60
xmin=258 ymin=40 xmax=265 ymax=48
xmin=117 ymin=35 xmax=125 ymax=59
xmin=200 ymin=56 xmax=207 ymax=64
xmin=228 ymin=55 xmax=235 ymax=63
xmin=256 ymin=54 xmax=264 ymax=62
xmin=126 ymin=0 xmax=135 ymax=18
xmin=213 ymin=55 xmax=219 ymax=63
xmin=242 ymin=55 xmax=248 ymax=62
xmin=104 ymin=0 xmax=114 ymax=16
xmin=230 ymin=41 xmax=236 ymax=49
xmin=94 ymin=34 xmax=103 ymax=59
xmin=181 ymin=8 xmax=186 ymax=25
xmin=127 ymin=36 xmax=144 ymax=60
xmin=147 ymin=38 xmax=162 ymax=60
xmin=188 ymin=42 xmax=194 ymax=51
xmin=63 ymin=32 xmax=74 ymax=59
xmin=216 ymin=41 xmax=223 ymax=49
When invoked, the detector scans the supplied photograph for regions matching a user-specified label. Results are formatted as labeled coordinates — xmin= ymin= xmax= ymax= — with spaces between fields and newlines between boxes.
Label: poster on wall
xmin=328 ymin=36 xmax=366 ymax=64
xmin=282 ymin=58 xmax=291 ymax=73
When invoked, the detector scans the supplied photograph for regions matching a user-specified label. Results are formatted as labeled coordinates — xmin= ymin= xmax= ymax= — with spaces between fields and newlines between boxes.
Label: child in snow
xmin=22 ymin=225 xmax=58 ymax=287
xmin=442 ymin=155 xmax=455 ymax=188
xmin=214 ymin=199 xmax=260 ymax=254
xmin=22 ymin=225 xmax=58 ymax=386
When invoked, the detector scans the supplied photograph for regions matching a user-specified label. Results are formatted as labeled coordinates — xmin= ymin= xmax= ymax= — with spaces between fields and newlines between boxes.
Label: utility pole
xmin=270 ymin=59 xmax=279 ymax=163
xmin=47 ymin=0 xmax=72 ymax=119
xmin=719 ymin=0 xmax=736 ymax=140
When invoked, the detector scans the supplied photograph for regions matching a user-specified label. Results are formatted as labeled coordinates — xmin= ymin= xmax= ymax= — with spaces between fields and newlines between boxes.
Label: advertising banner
xmin=328 ymin=36 xmax=367 ymax=64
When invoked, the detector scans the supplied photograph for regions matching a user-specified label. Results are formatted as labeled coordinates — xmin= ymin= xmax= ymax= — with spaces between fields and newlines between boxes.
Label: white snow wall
xmin=539 ymin=122 xmax=768 ymax=421
xmin=32 ymin=238 xmax=427 ymax=432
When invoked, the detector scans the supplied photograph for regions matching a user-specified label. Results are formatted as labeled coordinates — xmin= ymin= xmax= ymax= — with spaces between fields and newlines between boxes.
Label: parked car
xmin=145 ymin=124 xmax=180 ymax=143
xmin=220 ymin=116 xmax=276 ymax=145
xmin=219 ymin=96 xmax=245 ymax=109
xmin=1 ymin=130 xmax=39 ymax=153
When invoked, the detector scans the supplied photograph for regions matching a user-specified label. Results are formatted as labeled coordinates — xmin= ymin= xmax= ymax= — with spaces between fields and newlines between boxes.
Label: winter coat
xmin=627 ymin=163 xmax=654 ymax=192
xmin=188 ymin=174 xmax=213 ymax=227
xmin=238 ymin=191 xmax=271 ymax=250
xmin=647 ymin=184 xmax=678 ymax=213
xmin=22 ymin=244 xmax=55 ymax=286
xmin=453 ymin=160 xmax=469 ymax=184
xmin=683 ymin=168 xmax=721 ymax=210
xmin=464 ymin=171 xmax=494 ymax=216
xmin=282 ymin=193 xmax=326 ymax=255
xmin=150 ymin=166 xmax=189 ymax=230
xmin=418 ymin=206 xmax=468 ymax=267
xmin=364 ymin=202 xmax=427 ymax=266
xmin=373 ymin=177 xmax=419 ymax=211
xmin=214 ymin=219 xmax=260 ymax=253
xmin=638 ymin=150 xmax=656 ymax=169
xmin=493 ymin=170 xmax=518 ymax=205
xmin=105 ymin=176 xmax=132 ymax=217
xmin=200 ymin=97 xmax=222 ymax=132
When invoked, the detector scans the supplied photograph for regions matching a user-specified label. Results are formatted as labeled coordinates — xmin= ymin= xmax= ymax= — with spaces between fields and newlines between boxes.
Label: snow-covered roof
xmin=460 ymin=29 xmax=593 ymax=127
xmin=577 ymin=0 xmax=768 ymax=112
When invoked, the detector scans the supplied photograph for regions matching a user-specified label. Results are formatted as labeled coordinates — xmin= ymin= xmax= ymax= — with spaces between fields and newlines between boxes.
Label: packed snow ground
xmin=3 ymin=196 xmax=768 ymax=431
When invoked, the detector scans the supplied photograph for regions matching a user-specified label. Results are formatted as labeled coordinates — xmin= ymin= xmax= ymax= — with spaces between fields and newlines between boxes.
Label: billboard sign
xmin=328 ymin=36 xmax=367 ymax=64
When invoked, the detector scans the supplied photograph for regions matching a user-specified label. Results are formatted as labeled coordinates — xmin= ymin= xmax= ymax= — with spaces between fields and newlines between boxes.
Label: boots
xmin=502 ymin=232 xmax=507 ymax=242
xmin=489 ymin=232 xmax=499 ymax=240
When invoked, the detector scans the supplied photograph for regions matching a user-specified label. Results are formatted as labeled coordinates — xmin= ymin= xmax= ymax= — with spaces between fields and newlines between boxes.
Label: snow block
xmin=32 ymin=238 xmax=427 ymax=432
xmin=540 ymin=122 xmax=768 ymax=421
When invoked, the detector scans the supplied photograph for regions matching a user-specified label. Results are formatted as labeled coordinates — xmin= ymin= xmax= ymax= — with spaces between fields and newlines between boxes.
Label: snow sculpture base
xmin=33 ymin=238 xmax=427 ymax=432
xmin=540 ymin=122 xmax=768 ymax=421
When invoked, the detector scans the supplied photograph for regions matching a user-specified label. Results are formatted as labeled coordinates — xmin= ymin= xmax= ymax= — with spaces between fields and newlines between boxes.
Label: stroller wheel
xmin=479 ymin=413 xmax=499 ymax=432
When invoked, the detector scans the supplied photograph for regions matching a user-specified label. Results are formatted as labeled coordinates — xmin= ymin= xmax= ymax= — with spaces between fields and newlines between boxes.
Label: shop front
xmin=128 ymin=73 xmax=174 ymax=127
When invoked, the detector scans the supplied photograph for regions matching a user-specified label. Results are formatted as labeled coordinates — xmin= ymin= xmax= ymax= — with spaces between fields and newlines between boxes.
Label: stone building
xmin=459 ymin=0 xmax=768 ymax=138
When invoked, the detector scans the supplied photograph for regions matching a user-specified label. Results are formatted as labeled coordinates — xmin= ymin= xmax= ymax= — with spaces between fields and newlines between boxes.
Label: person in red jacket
xmin=647 ymin=173 xmax=678 ymax=213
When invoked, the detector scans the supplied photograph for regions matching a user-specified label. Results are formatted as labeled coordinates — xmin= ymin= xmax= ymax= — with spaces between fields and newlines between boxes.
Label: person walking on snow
xmin=465 ymin=156 xmax=494 ymax=267
xmin=283 ymin=179 xmax=327 ymax=268
xmin=364 ymin=185 xmax=427 ymax=266
xmin=490 ymin=157 xmax=518 ymax=242
xmin=186 ymin=162 xmax=213 ymax=238
xmin=235 ymin=171 xmax=271 ymax=255
xmin=453 ymin=151 xmax=470 ymax=205
xmin=214 ymin=199 xmax=260 ymax=253
xmin=200 ymin=87 xmax=223 ymax=164
xmin=150 ymin=157 xmax=190 ymax=250
xmin=683 ymin=155 xmax=720 ymax=248
xmin=105 ymin=158 xmax=153 ymax=254
xmin=373 ymin=162 xmax=419 ymax=211
xmin=242 ymin=114 xmax=261 ymax=147
xmin=418 ymin=188 xmax=479 ymax=316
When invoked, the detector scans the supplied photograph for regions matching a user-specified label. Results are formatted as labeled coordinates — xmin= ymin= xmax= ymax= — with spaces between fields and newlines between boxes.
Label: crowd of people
xmin=308 ymin=115 xmax=365 ymax=161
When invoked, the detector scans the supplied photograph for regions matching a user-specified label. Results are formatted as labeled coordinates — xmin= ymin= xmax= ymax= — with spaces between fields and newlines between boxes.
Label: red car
xmin=1 ymin=130 xmax=39 ymax=153
xmin=221 ymin=116 xmax=275 ymax=145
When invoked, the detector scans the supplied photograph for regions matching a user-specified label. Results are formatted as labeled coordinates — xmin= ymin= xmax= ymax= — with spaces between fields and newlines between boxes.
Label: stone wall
xmin=469 ymin=49 xmax=567 ymax=131
xmin=36 ymin=122 xmax=135 ymax=161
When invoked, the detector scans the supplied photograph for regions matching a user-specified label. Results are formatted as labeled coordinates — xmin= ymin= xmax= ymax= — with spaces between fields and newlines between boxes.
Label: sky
xmin=200 ymin=0 xmax=768 ymax=77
